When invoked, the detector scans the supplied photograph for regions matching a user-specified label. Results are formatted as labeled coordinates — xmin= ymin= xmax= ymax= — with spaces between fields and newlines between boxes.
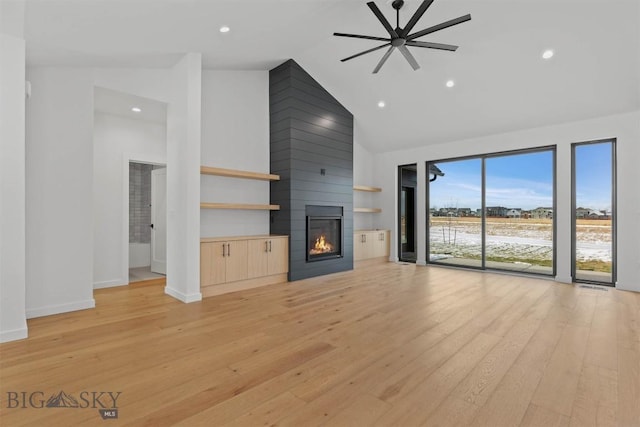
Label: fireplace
xmin=306 ymin=206 xmax=344 ymax=262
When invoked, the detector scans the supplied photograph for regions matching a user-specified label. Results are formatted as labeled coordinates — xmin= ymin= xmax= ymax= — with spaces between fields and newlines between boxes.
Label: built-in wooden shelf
xmin=201 ymin=203 xmax=280 ymax=211
xmin=354 ymin=207 xmax=382 ymax=213
xmin=200 ymin=166 xmax=279 ymax=181
xmin=353 ymin=185 xmax=382 ymax=192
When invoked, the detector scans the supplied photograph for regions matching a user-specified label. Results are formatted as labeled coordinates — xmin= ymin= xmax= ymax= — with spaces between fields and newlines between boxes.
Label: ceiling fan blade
xmin=341 ymin=43 xmax=391 ymax=62
xmin=406 ymin=40 xmax=458 ymax=51
xmin=333 ymin=32 xmax=390 ymax=42
xmin=367 ymin=2 xmax=399 ymax=38
xmin=398 ymin=45 xmax=420 ymax=70
xmin=407 ymin=14 xmax=471 ymax=41
xmin=400 ymin=0 xmax=434 ymax=38
xmin=373 ymin=46 xmax=395 ymax=74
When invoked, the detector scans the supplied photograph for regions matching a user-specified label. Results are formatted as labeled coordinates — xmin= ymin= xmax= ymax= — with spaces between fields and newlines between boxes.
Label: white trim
xmin=416 ymin=260 xmax=427 ymax=266
xmin=26 ymin=299 xmax=96 ymax=319
xmin=0 ymin=327 xmax=28 ymax=343
xmin=93 ymin=279 xmax=127 ymax=289
xmin=164 ymin=286 xmax=202 ymax=303
xmin=555 ymin=275 xmax=573 ymax=284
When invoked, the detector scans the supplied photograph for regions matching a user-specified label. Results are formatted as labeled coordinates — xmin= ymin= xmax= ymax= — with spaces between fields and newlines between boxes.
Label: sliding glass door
xmin=427 ymin=147 xmax=555 ymax=276
xmin=485 ymin=150 xmax=554 ymax=275
xmin=428 ymin=158 xmax=483 ymax=268
xmin=572 ymin=140 xmax=616 ymax=285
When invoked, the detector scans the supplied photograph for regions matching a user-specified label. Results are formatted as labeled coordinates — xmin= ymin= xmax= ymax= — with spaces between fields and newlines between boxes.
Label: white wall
xmin=200 ymin=70 xmax=271 ymax=237
xmin=25 ymin=67 xmax=96 ymax=317
xmin=93 ymin=112 xmax=166 ymax=288
xmin=372 ymin=110 xmax=640 ymax=292
xmin=129 ymin=243 xmax=151 ymax=268
xmin=164 ymin=53 xmax=202 ymax=303
xmin=0 ymin=33 xmax=28 ymax=342
xmin=353 ymin=137 xmax=375 ymax=231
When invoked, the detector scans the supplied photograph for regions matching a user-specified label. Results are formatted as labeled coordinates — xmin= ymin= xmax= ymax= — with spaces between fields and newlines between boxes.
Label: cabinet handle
xmin=265 ymin=241 xmax=269 ymax=252
xmin=269 ymin=240 xmax=272 ymax=252
xmin=363 ymin=234 xmax=367 ymax=243
xmin=222 ymin=243 xmax=226 ymax=257
xmin=227 ymin=243 xmax=231 ymax=257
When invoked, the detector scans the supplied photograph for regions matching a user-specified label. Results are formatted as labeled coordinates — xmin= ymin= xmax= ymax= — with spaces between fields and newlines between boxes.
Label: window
xmin=572 ymin=140 xmax=616 ymax=285
xmin=427 ymin=147 xmax=556 ymax=276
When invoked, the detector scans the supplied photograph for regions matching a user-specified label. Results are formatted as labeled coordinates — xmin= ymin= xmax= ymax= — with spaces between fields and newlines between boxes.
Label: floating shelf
xmin=201 ymin=203 xmax=280 ymax=211
xmin=353 ymin=185 xmax=382 ymax=192
xmin=200 ymin=166 xmax=279 ymax=181
xmin=354 ymin=207 xmax=382 ymax=213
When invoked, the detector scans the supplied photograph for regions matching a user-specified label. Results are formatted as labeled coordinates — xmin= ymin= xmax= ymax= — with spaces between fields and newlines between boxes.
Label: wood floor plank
xmin=0 ymin=263 xmax=637 ymax=426
xmin=569 ymin=364 xmax=617 ymax=427
xmin=469 ymin=317 xmax=565 ymax=427
xmin=530 ymin=324 xmax=590 ymax=416
xmin=520 ymin=404 xmax=570 ymax=427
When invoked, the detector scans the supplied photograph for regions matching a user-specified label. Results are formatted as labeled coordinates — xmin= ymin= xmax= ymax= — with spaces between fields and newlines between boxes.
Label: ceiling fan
xmin=334 ymin=0 xmax=471 ymax=73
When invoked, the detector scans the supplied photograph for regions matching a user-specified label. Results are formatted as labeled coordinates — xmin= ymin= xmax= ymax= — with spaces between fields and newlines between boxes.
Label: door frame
xmin=398 ymin=164 xmax=417 ymax=263
xmin=122 ymin=153 xmax=166 ymax=285
xmin=151 ymin=167 xmax=167 ymax=274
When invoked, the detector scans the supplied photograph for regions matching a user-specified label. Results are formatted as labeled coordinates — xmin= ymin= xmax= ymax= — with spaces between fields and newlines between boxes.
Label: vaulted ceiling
xmin=10 ymin=0 xmax=640 ymax=152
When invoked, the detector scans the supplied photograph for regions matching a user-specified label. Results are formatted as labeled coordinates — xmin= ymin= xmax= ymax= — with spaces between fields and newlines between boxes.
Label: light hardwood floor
xmin=1 ymin=263 xmax=638 ymax=426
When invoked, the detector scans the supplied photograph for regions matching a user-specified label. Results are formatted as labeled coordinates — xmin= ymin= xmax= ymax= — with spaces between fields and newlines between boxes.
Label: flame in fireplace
xmin=310 ymin=235 xmax=333 ymax=255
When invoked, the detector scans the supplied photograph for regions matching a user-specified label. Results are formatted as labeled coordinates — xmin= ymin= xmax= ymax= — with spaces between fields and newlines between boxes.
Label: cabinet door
xmin=267 ymin=237 xmax=289 ymax=275
xmin=247 ymin=239 xmax=269 ymax=279
xmin=225 ymin=240 xmax=248 ymax=283
xmin=374 ymin=231 xmax=390 ymax=258
xmin=354 ymin=233 xmax=367 ymax=261
xmin=200 ymin=243 xmax=213 ymax=286
xmin=211 ymin=242 xmax=227 ymax=286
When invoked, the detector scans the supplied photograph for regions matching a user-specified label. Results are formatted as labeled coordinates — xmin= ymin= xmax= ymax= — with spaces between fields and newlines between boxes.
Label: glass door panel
xmin=573 ymin=141 xmax=615 ymax=284
xmin=485 ymin=151 xmax=554 ymax=275
xmin=428 ymin=158 xmax=483 ymax=268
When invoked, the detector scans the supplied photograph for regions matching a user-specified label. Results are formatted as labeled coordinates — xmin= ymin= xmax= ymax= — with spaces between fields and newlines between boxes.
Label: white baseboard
xmin=26 ymin=299 xmax=96 ymax=319
xmin=0 ymin=327 xmax=28 ymax=343
xmin=164 ymin=286 xmax=202 ymax=303
xmin=93 ymin=278 xmax=127 ymax=289
xmin=416 ymin=260 xmax=427 ymax=266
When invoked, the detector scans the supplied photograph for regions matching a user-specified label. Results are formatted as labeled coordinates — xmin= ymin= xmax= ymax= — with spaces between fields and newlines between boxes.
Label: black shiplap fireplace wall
xmin=269 ymin=60 xmax=354 ymax=281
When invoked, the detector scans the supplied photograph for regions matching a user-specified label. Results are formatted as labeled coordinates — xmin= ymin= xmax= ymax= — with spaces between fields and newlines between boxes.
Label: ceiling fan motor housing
xmin=392 ymin=0 xmax=405 ymax=10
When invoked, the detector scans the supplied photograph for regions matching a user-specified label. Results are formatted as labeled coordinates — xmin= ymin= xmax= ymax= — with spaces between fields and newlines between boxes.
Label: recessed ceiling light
xmin=219 ymin=26 xmax=230 ymax=33
xmin=446 ymin=80 xmax=455 ymax=88
xmin=377 ymin=101 xmax=385 ymax=108
xmin=131 ymin=107 xmax=141 ymax=113
xmin=542 ymin=49 xmax=554 ymax=59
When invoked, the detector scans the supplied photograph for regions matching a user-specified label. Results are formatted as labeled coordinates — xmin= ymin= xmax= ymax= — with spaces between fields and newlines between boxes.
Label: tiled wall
xmin=129 ymin=162 xmax=153 ymax=244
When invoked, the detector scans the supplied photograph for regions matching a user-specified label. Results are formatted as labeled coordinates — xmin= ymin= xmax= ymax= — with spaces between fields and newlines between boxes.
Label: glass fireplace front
xmin=307 ymin=215 xmax=343 ymax=262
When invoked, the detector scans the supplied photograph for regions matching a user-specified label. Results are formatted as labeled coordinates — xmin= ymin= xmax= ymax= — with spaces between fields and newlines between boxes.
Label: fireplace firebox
xmin=306 ymin=206 xmax=344 ymax=262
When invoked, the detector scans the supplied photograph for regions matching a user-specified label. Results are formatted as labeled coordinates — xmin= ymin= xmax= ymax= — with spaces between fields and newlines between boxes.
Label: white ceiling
xmin=94 ymin=87 xmax=167 ymax=124
xmin=12 ymin=0 xmax=640 ymax=152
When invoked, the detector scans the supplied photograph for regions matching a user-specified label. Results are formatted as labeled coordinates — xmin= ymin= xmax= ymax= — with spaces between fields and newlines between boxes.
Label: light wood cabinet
xmin=247 ymin=237 xmax=288 ymax=279
xmin=201 ymin=240 xmax=248 ymax=286
xmin=354 ymin=230 xmax=390 ymax=261
xmin=201 ymin=235 xmax=288 ymax=297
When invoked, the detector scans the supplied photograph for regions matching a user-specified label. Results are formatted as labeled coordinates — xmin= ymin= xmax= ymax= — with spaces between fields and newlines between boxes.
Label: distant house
xmin=521 ymin=210 xmax=531 ymax=219
xmin=531 ymin=207 xmax=553 ymax=219
xmin=506 ymin=208 xmax=522 ymax=218
xmin=576 ymin=207 xmax=591 ymax=218
xmin=457 ymin=208 xmax=472 ymax=217
xmin=486 ymin=206 xmax=508 ymax=218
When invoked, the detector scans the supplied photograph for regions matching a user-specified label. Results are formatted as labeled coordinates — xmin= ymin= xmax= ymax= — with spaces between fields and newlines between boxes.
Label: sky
xmin=429 ymin=144 xmax=613 ymax=211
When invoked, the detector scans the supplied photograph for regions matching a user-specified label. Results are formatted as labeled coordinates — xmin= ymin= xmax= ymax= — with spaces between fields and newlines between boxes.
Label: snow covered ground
xmin=429 ymin=220 xmax=612 ymax=263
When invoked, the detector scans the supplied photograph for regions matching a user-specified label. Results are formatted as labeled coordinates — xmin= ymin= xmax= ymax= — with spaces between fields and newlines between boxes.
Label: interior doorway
xmin=398 ymin=164 xmax=417 ymax=262
xmin=129 ymin=161 xmax=166 ymax=283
